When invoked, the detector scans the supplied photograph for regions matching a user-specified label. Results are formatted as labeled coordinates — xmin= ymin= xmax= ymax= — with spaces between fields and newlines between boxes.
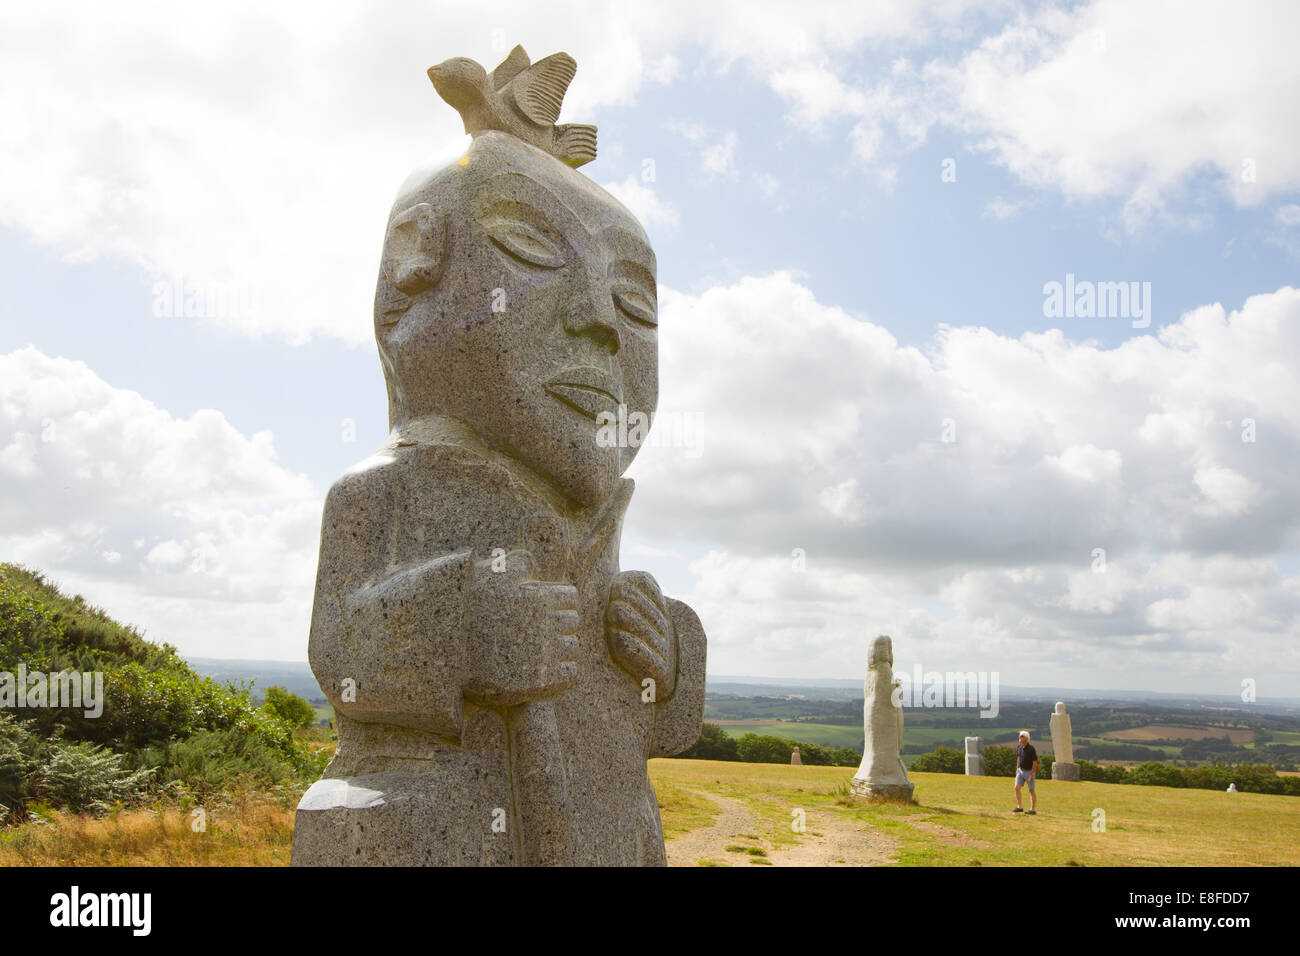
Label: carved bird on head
xmin=428 ymin=44 xmax=597 ymax=168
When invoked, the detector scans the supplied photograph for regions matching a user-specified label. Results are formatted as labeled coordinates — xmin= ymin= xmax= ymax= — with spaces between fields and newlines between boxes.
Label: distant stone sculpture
xmin=851 ymin=636 xmax=914 ymax=801
xmin=1227 ymin=783 xmax=1238 ymax=793
xmin=965 ymin=736 xmax=985 ymax=775
xmin=790 ymin=745 xmax=802 ymax=766
xmin=291 ymin=45 xmax=707 ymax=867
xmin=1050 ymin=701 xmax=1080 ymax=781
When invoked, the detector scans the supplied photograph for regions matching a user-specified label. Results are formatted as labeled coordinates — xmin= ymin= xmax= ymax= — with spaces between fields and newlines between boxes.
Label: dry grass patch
xmin=0 ymin=793 xmax=298 ymax=866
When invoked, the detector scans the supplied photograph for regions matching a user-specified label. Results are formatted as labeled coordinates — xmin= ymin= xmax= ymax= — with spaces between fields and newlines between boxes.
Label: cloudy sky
xmin=2 ymin=0 xmax=1298 ymax=696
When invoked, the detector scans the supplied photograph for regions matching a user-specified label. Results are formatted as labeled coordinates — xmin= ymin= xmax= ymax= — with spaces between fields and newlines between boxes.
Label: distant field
xmin=1074 ymin=735 xmax=1182 ymax=756
xmin=714 ymin=721 xmax=864 ymax=749
xmin=903 ymin=726 xmax=1019 ymax=746
xmin=714 ymin=721 xmax=1035 ymax=752
xmin=1104 ymin=725 xmax=1255 ymax=743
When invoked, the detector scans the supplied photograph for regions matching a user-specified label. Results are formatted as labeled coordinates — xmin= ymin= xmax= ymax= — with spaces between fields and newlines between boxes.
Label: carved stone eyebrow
xmin=472 ymin=173 xmax=657 ymax=283
xmin=602 ymin=225 xmax=656 ymax=281
xmin=474 ymin=195 xmax=565 ymax=239
xmin=475 ymin=173 xmax=583 ymax=226
xmin=609 ymin=256 xmax=656 ymax=295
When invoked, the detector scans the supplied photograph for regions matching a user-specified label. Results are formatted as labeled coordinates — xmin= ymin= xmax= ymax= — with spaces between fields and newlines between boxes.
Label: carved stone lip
xmin=376 ymin=290 xmax=414 ymax=327
xmin=544 ymin=366 xmax=622 ymax=420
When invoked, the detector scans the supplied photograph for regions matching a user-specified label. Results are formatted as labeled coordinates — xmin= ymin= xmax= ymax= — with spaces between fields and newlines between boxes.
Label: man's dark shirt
xmin=1017 ymin=743 xmax=1037 ymax=771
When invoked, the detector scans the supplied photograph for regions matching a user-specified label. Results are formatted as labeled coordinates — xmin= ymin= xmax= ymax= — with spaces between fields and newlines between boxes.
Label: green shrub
xmin=1130 ymin=761 xmax=1186 ymax=788
xmin=1 ymin=714 xmax=153 ymax=817
xmin=679 ymin=727 xmax=859 ymax=766
xmin=828 ymin=746 xmax=863 ymax=767
xmin=0 ymin=563 xmax=316 ymax=822
xmin=34 ymin=741 xmax=153 ymax=816
xmin=678 ymin=723 xmax=739 ymax=760
xmin=0 ymin=713 xmax=40 ymax=817
xmin=0 ymin=577 xmax=61 ymax=672
xmin=262 ymin=685 xmax=316 ymax=729
xmin=1229 ymin=764 xmax=1286 ymax=795
xmin=727 ymin=733 xmax=859 ymax=766
xmin=138 ymin=727 xmax=301 ymax=801
xmin=0 ymin=564 xmax=174 ymax=672
xmin=1182 ymin=763 xmax=1235 ymax=791
xmin=1079 ymin=760 xmax=1129 ymax=784
xmin=788 ymin=740 xmax=858 ymax=766
xmin=72 ymin=662 xmax=300 ymax=764
xmin=910 ymin=745 xmax=964 ymax=774
xmin=736 ymin=733 xmax=795 ymax=764
xmin=984 ymin=745 xmax=1016 ymax=777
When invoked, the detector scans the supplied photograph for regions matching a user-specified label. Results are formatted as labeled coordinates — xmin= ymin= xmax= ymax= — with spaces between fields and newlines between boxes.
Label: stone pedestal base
xmin=291 ymin=774 xmax=516 ymax=866
xmin=850 ymin=778 xmax=914 ymax=802
xmin=1053 ymin=762 xmax=1080 ymax=781
xmin=965 ymin=756 xmax=985 ymax=775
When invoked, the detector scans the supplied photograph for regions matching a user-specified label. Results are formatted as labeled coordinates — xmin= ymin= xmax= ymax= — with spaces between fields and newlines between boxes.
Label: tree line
xmin=678 ymin=723 xmax=860 ymax=766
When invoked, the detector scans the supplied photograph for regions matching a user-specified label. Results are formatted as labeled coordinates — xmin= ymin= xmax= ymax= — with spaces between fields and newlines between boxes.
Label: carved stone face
xmin=869 ymin=635 xmax=893 ymax=669
xmin=374 ymin=131 xmax=659 ymax=508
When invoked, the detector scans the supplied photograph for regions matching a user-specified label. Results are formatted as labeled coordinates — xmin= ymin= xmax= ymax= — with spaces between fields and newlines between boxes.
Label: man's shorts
xmin=1015 ymin=768 xmax=1035 ymax=789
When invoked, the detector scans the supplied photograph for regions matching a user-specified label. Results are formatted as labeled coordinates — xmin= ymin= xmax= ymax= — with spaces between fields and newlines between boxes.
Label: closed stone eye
xmin=483 ymin=219 xmax=565 ymax=269
xmin=613 ymin=289 xmax=656 ymax=327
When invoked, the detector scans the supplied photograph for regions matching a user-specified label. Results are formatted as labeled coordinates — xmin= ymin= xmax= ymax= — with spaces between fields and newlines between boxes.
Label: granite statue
xmin=851 ymin=635 xmax=914 ymax=801
xmin=1050 ymin=701 xmax=1079 ymax=781
xmin=292 ymin=45 xmax=707 ymax=866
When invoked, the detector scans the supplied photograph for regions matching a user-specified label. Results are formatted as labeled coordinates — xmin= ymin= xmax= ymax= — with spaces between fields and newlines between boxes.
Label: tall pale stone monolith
xmin=291 ymin=45 xmax=707 ymax=866
xmin=790 ymin=745 xmax=802 ymax=766
xmin=1050 ymin=701 xmax=1079 ymax=781
xmin=851 ymin=635 xmax=913 ymax=801
xmin=965 ymin=736 xmax=985 ymax=775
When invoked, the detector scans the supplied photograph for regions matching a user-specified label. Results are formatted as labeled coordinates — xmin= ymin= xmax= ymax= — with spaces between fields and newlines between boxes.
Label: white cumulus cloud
xmin=0 ymin=346 xmax=321 ymax=659
xmin=623 ymin=275 xmax=1300 ymax=689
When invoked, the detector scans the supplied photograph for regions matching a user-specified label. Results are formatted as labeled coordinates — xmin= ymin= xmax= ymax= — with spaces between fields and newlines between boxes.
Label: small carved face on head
xmin=869 ymin=635 xmax=893 ymax=669
xmin=374 ymin=131 xmax=658 ymax=508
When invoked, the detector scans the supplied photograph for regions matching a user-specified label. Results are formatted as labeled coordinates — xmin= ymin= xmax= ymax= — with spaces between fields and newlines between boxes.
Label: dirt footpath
xmin=665 ymin=788 xmax=896 ymax=867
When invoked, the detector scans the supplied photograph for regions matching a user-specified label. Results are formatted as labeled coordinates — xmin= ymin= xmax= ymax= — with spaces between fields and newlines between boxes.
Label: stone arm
xmin=648 ymin=598 xmax=707 ymax=758
xmin=308 ymin=469 xmax=473 ymax=737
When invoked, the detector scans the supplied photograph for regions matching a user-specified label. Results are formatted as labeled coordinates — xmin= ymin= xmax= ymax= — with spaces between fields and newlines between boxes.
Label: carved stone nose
xmin=563 ymin=294 xmax=621 ymax=354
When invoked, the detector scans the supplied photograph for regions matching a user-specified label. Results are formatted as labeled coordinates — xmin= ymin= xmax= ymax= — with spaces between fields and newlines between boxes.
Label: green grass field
xmin=1074 ymin=735 xmax=1182 ymax=755
xmin=649 ymin=758 xmax=1300 ymax=866
xmin=1266 ymin=730 xmax=1300 ymax=745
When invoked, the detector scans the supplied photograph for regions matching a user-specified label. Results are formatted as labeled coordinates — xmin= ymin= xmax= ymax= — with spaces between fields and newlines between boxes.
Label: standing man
xmin=1014 ymin=731 xmax=1038 ymax=815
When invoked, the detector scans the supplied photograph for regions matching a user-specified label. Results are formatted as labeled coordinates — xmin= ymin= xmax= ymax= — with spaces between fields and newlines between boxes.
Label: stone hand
xmin=463 ymin=549 xmax=579 ymax=707
xmin=605 ymin=570 xmax=674 ymax=694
